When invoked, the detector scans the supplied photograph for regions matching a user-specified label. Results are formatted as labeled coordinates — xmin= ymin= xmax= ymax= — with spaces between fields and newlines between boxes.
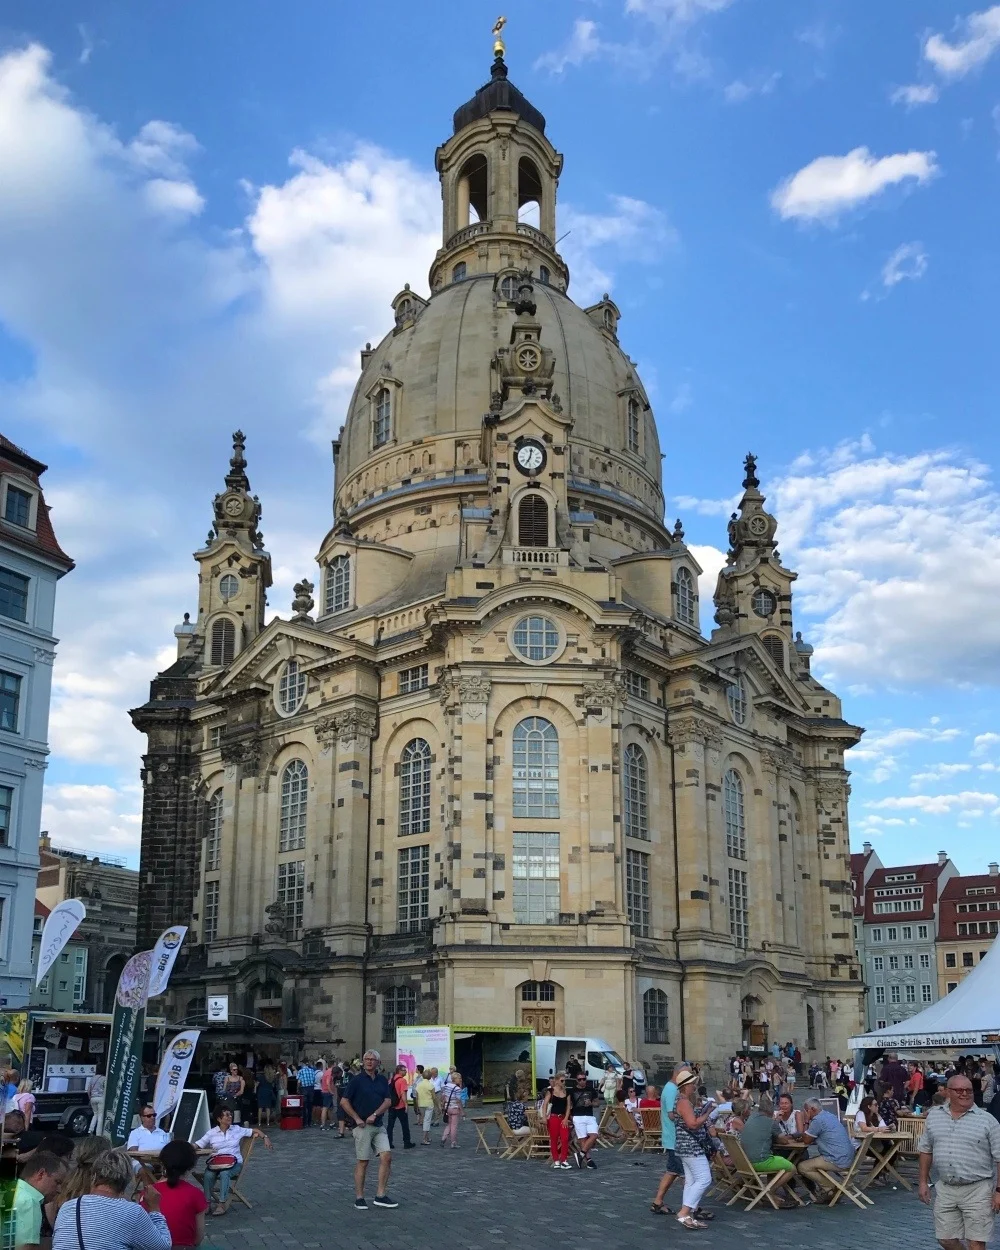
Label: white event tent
xmin=849 ymin=933 xmax=1000 ymax=1052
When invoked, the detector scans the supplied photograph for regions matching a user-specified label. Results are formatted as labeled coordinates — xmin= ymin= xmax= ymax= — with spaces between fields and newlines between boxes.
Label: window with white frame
xmin=919 ymin=952 xmax=930 ymax=969
xmin=399 ymin=739 xmax=431 ymax=836
xmin=626 ymin=849 xmax=650 ymax=936
xmin=887 ymin=926 xmax=898 ymax=941
xmin=381 ymin=986 xmax=418 ymax=1043
xmin=727 ymin=679 xmax=748 ymax=725
xmin=623 ymin=744 xmax=648 ymax=840
xmin=0 ymin=785 xmax=12 ymax=847
xmin=875 ymin=986 xmax=885 ymax=1004
xmin=278 ymin=660 xmax=307 ymax=715
xmin=73 ymin=949 xmax=87 ymax=1006
xmin=889 ymin=954 xmax=899 ymax=970
xmin=643 ymin=988 xmax=668 ymax=1044
xmin=373 ymin=387 xmax=392 ymax=448
xmin=890 ymin=984 xmax=901 ymax=1004
xmin=918 ymin=924 xmax=928 ymax=939
xmin=0 ymin=568 xmax=29 ymax=623
xmin=511 ymin=615 xmax=559 ymax=662
xmin=398 ymin=664 xmax=429 ymax=694
xmin=724 ymin=769 xmax=746 ymax=859
xmin=922 ymin=983 xmax=932 ymax=1002
xmin=521 ymin=980 xmax=556 ymax=1001
xmin=905 ymin=984 xmax=916 ymax=1003
xmin=904 ymin=954 xmax=913 ymax=969
xmin=208 ymin=725 xmax=224 ymax=749
xmin=279 ymin=760 xmax=308 ymax=852
xmin=902 ymin=925 xmax=912 ymax=940
xmin=873 ymin=955 xmax=884 ymax=971
xmin=675 ymin=567 xmax=695 ymax=627
xmin=623 ymin=671 xmax=650 ymax=701
xmin=202 ymin=880 xmax=220 ymax=943
xmin=513 ymin=718 xmax=559 ymax=818
xmin=4 ymin=485 xmax=32 ymax=529
xmin=728 ymin=867 xmax=749 ymax=947
xmin=397 ymin=845 xmax=430 ymax=933
xmin=277 ymin=860 xmax=305 ymax=933
xmin=512 ymin=831 xmax=560 ymax=924
xmin=876 ymin=1019 xmax=887 ymax=1029
xmin=325 ymin=555 xmax=350 ymax=614
xmin=205 ymin=789 xmax=223 ymax=872
xmin=872 ymin=927 xmax=883 ymax=943
xmin=0 ymin=672 xmax=21 ymax=733
xmin=627 ymin=396 xmax=640 ymax=453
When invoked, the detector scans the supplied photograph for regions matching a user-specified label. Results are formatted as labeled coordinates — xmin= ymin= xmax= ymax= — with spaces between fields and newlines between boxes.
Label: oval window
xmin=219 ymin=574 xmax=240 ymax=602
xmin=277 ymin=659 xmax=307 ymax=716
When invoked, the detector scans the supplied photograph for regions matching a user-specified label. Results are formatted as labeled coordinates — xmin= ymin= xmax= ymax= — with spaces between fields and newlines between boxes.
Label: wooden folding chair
xmin=612 ymin=1105 xmax=642 ymax=1152
xmin=637 ymin=1107 xmax=663 ymax=1152
xmin=523 ymin=1108 xmax=554 ymax=1160
xmin=810 ymin=1137 xmax=875 ymax=1209
xmin=597 ymin=1103 xmax=618 ymax=1146
xmin=223 ymin=1135 xmax=256 ymax=1212
xmin=718 ymin=1133 xmax=803 ymax=1212
xmin=495 ymin=1113 xmax=531 ymax=1160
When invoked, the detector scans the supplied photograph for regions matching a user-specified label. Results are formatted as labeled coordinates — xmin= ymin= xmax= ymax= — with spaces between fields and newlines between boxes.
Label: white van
xmin=533 ymin=1036 xmax=625 ymax=1087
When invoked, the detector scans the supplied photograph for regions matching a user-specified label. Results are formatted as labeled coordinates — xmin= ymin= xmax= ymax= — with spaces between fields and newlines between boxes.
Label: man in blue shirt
xmin=650 ymin=1065 xmax=687 ymax=1215
xmin=296 ymin=1060 xmax=318 ymax=1127
xmin=341 ymin=1050 xmax=396 ymax=1210
xmin=797 ymin=1097 xmax=857 ymax=1201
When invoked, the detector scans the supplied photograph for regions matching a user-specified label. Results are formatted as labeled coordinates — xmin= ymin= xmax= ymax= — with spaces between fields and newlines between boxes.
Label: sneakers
xmin=373 ymin=1195 xmax=399 ymax=1209
xmin=552 ymin=1161 xmax=563 ymax=1170
xmin=560 ymin=1160 xmax=573 ymax=1169
xmin=354 ymin=1198 xmax=367 ymax=1211
xmin=586 ymin=1158 xmax=597 ymax=1169
xmin=404 ymin=1142 xmax=416 ymax=1149
xmin=574 ymin=1151 xmax=584 ymax=1169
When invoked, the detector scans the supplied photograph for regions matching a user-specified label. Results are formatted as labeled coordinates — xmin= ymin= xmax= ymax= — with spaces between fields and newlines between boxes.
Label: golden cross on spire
xmin=492 ymin=15 xmax=507 ymax=59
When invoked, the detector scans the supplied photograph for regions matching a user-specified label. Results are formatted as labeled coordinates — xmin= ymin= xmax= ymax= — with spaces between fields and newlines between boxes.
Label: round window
xmin=500 ymin=274 xmax=517 ymax=301
xmin=219 ymin=574 xmax=240 ymax=602
xmin=727 ymin=679 xmax=749 ymax=726
xmin=511 ymin=615 xmax=560 ymax=663
xmin=277 ymin=659 xmax=307 ymax=716
xmin=751 ymin=588 xmax=777 ymax=618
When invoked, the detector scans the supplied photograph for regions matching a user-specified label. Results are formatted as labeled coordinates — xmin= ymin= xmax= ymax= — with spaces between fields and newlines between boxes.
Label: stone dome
xmin=335 ymin=273 xmax=665 ymax=531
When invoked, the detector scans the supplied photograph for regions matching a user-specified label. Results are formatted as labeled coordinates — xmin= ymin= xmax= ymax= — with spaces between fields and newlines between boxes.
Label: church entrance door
xmin=521 ymin=1007 xmax=556 ymax=1035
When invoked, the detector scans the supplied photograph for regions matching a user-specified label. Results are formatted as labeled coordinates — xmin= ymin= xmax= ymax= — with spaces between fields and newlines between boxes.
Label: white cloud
xmin=625 ymin=0 xmax=734 ymax=19
xmin=867 ymin=791 xmax=999 ymax=816
xmin=560 ymin=195 xmax=678 ymax=303
xmin=41 ymin=783 xmax=143 ymax=858
xmin=771 ymin=147 xmax=938 ymax=223
xmin=534 ymin=19 xmax=603 ymax=74
xmin=669 ymin=381 xmax=693 ymax=413
xmin=890 ymin=83 xmax=940 ymax=108
xmin=909 ymin=763 xmax=973 ymax=784
xmin=724 ymin=72 xmax=781 ymax=103
xmin=881 ymin=241 xmax=928 ymax=288
xmin=849 ymin=726 xmax=961 ymax=783
xmin=924 ymin=6 xmax=1000 ymax=78
xmin=974 ymin=732 xmax=1000 ymax=754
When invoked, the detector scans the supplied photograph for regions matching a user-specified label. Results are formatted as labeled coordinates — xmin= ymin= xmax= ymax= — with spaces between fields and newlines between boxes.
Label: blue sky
xmin=0 ymin=0 xmax=999 ymax=874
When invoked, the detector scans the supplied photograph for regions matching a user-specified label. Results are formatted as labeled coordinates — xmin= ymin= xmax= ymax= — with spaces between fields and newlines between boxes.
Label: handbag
xmin=75 ymin=1197 xmax=86 ymax=1250
xmin=206 ymin=1153 xmax=238 ymax=1171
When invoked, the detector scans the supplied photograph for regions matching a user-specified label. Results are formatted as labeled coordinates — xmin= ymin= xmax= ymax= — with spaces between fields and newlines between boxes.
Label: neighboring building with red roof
xmin=935 ymin=864 xmax=1000 ymax=999
xmin=855 ymin=850 xmax=957 ymax=1031
xmin=0 ymin=435 xmax=73 ymax=1008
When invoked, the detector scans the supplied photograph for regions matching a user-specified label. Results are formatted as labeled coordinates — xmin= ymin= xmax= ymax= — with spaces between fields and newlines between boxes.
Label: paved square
xmin=200 ymin=1116 xmax=998 ymax=1250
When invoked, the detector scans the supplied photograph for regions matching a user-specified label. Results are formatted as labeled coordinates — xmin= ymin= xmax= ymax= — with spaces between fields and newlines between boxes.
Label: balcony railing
xmin=444 ymin=221 xmax=556 ymax=251
xmin=504 ymin=547 xmax=568 ymax=567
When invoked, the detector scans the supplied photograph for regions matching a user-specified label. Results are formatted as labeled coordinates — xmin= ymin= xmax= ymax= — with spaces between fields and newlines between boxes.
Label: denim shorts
xmin=663 ymin=1149 xmax=682 ymax=1175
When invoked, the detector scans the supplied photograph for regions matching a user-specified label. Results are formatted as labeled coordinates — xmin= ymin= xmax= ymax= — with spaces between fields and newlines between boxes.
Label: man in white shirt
xmin=126 ymin=1104 xmax=171 ymax=1161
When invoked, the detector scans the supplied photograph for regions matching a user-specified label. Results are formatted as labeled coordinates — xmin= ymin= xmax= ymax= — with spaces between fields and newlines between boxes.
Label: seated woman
xmin=52 ymin=1147 xmax=171 ymax=1250
xmin=774 ymin=1092 xmax=803 ymax=1138
xmin=503 ymin=1070 xmax=531 ymax=1137
xmin=194 ymin=1106 xmax=272 ymax=1216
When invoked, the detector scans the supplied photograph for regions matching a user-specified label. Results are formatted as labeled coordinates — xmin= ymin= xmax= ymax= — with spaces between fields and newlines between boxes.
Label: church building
xmin=132 ymin=44 xmax=865 ymax=1072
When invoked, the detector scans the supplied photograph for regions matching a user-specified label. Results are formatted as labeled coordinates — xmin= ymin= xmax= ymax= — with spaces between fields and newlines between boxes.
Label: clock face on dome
xmin=514 ymin=440 xmax=546 ymax=476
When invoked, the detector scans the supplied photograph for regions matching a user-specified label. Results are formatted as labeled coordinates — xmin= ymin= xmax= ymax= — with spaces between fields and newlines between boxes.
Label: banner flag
xmin=147 ymin=926 xmax=188 ymax=998
xmin=103 ymin=950 xmax=152 ymax=1145
xmin=153 ymin=1030 xmax=201 ymax=1122
xmin=36 ymin=899 xmax=86 ymax=986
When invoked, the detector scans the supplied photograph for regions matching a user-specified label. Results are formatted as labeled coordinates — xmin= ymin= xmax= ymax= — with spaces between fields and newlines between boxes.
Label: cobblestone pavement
xmin=199 ymin=1115 xmax=998 ymax=1250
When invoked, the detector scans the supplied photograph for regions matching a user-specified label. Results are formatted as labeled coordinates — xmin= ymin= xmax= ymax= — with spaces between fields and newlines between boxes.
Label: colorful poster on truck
xmin=0 ymin=1011 xmax=26 ymax=1063
xmin=396 ymin=1026 xmax=451 ymax=1085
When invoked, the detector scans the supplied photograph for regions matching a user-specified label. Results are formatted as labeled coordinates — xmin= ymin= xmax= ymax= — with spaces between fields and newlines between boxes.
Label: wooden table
xmin=856 ymin=1132 xmax=912 ymax=1191
xmin=470 ymin=1115 xmax=499 ymax=1155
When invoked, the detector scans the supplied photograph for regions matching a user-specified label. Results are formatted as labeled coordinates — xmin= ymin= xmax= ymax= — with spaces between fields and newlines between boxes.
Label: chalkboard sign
xmin=27 ymin=1047 xmax=47 ymax=1089
xmin=169 ymin=1089 xmax=210 ymax=1144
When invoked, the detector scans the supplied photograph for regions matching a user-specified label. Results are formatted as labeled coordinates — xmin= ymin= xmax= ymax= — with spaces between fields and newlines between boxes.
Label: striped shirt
xmin=918 ymin=1103 xmax=1000 ymax=1184
xmin=53 ymin=1195 xmax=171 ymax=1250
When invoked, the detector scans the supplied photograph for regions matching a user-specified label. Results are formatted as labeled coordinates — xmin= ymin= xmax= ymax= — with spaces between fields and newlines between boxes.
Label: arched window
xmin=399 ymin=738 xmax=431 ymax=836
xmin=643 ymin=988 xmax=668 ymax=1044
xmin=604 ymin=307 xmax=614 ymax=331
xmin=280 ymin=760 xmax=308 ymax=852
xmin=373 ymin=387 xmax=392 ymax=448
xmin=806 ymin=1004 xmax=816 ymax=1051
xmin=456 ymin=153 xmax=488 ymax=227
xmin=325 ymin=555 xmax=350 ymax=614
xmin=763 ymin=633 xmax=785 ymax=668
xmin=210 ymin=618 xmax=235 ymax=667
xmin=624 ymin=744 xmax=649 ymax=840
xmin=724 ymin=768 xmax=746 ymax=859
xmin=452 ymin=262 xmax=467 ymax=282
xmin=521 ymin=980 xmax=556 ymax=1002
xmin=518 ymin=494 xmax=549 ymax=547
xmin=727 ymin=678 xmax=748 ymax=725
xmin=382 ymin=985 xmax=418 ymax=1043
xmin=513 ymin=717 xmax=559 ymax=818
xmin=675 ymin=567 xmax=695 ymax=628
xmin=517 ymin=157 xmax=543 ymax=222
xmin=277 ymin=659 xmax=306 ymax=715
xmin=627 ymin=395 xmax=640 ymax=453
xmin=205 ymin=789 xmax=223 ymax=872
xmin=538 ymin=266 xmax=550 ymax=285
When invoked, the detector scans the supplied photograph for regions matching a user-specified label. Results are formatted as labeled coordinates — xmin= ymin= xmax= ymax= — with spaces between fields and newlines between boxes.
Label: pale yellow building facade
xmin=133 ymin=51 xmax=865 ymax=1076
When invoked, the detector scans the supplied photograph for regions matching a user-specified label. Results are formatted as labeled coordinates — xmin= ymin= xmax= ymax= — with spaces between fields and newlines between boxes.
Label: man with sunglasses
xmin=126 ymin=1104 xmax=172 ymax=1169
xmin=569 ymin=1073 xmax=600 ymax=1169
xmin=919 ymin=1075 xmax=1000 ymax=1250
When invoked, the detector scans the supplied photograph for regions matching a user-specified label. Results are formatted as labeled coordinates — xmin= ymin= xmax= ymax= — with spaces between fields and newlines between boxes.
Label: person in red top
xmin=638 ymin=1084 xmax=662 ymax=1109
xmin=907 ymin=1062 xmax=925 ymax=1108
xmin=387 ymin=1064 xmax=415 ymax=1150
xmin=145 ymin=1140 xmax=207 ymax=1247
